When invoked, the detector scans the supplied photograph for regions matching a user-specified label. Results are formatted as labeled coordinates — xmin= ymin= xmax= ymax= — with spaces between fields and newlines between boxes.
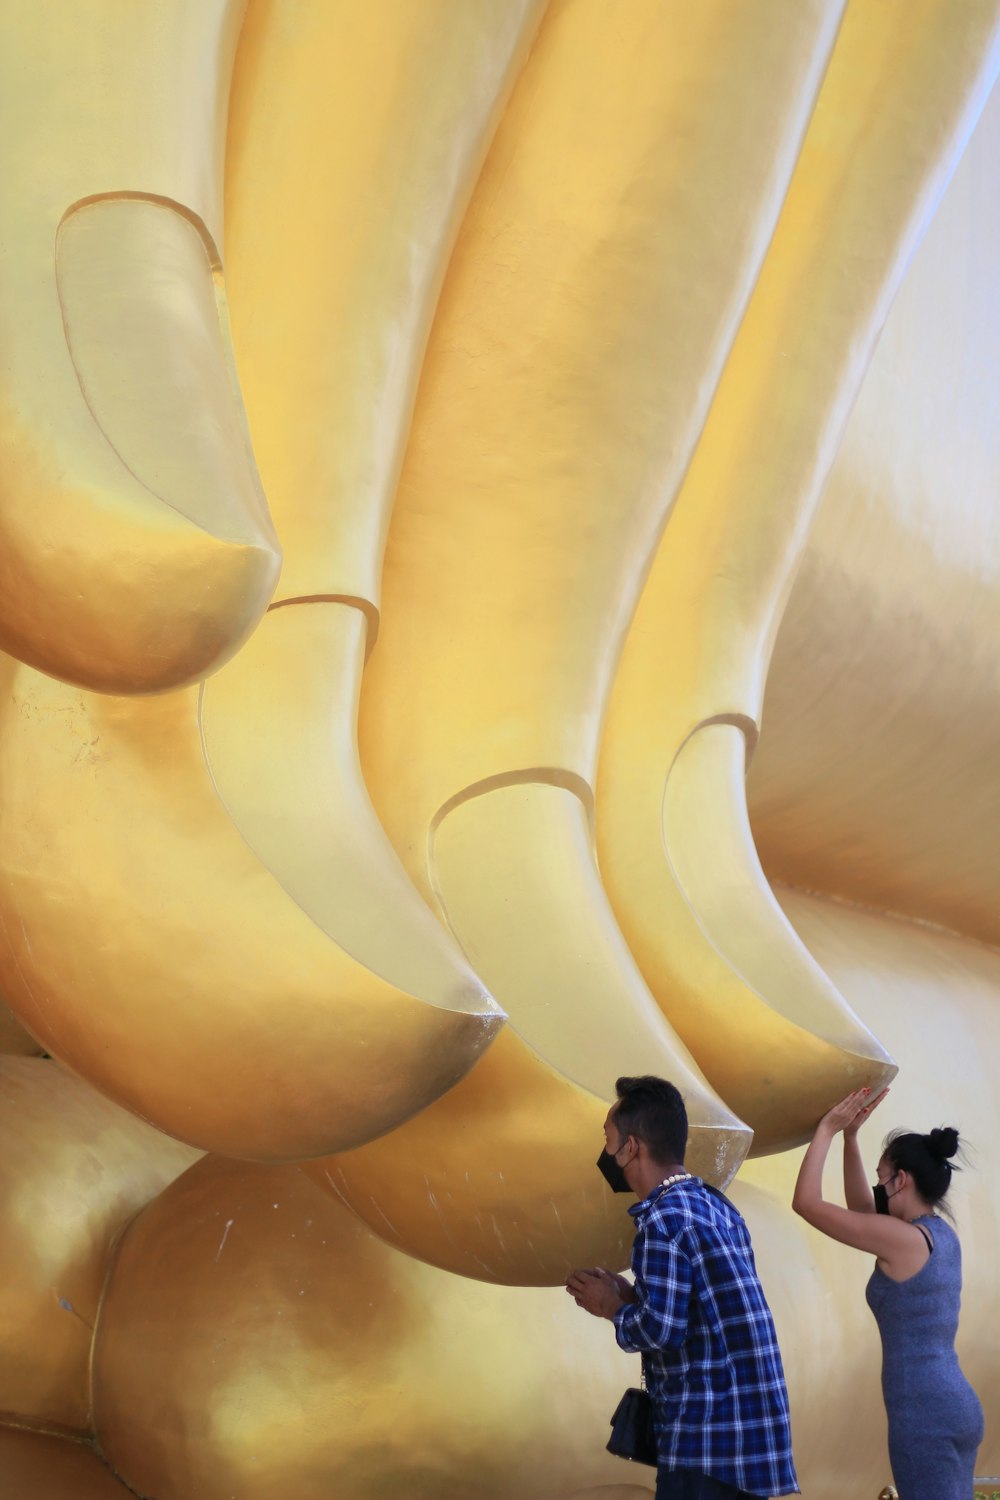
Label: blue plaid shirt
xmin=614 ymin=1177 xmax=798 ymax=1497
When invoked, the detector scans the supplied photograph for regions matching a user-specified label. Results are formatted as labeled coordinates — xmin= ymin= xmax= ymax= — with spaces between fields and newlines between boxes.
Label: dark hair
xmin=613 ymin=1076 xmax=688 ymax=1165
xmin=883 ymin=1126 xmax=962 ymax=1213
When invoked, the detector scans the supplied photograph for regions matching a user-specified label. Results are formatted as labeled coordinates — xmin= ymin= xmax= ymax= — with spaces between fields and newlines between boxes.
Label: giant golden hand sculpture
xmin=1 ymin=3 xmax=999 ymax=1498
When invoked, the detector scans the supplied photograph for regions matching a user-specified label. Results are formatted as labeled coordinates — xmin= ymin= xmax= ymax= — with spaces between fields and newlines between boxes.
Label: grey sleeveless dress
xmin=865 ymin=1215 xmax=983 ymax=1500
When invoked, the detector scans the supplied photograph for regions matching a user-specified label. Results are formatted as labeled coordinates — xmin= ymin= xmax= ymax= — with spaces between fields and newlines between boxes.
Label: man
xmin=567 ymin=1075 xmax=798 ymax=1500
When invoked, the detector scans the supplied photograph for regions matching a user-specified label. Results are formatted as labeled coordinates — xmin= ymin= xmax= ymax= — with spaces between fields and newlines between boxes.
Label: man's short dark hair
xmin=614 ymin=1075 xmax=688 ymax=1164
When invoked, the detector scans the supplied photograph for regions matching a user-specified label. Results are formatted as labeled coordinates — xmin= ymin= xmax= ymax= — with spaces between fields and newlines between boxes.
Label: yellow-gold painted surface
xmin=225 ymin=0 xmax=546 ymax=607
xmin=657 ymin=725 xmax=889 ymax=1127
xmin=0 ymin=644 xmax=500 ymax=1160
xmin=737 ymin=890 xmax=1000 ymax=1494
xmin=749 ymin=79 xmax=1000 ymax=947
xmin=310 ymin=782 xmax=745 ymax=1285
xmin=199 ymin=605 xmax=504 ymax=1013
xmin=0 ymin=1429 xmax=128 ymax=1500
xmin=0 ymin=0 xmax=280 ymax=693
xmin=89 ymin=896 xmax=1000 ymax=1500
xmin=340 ymin=0 xmax=850 ymax=1265
xmin=562 ymin=1491 xmax=653 ymax=1500
xmin=0 ymin=1002 xmax=43 ymax=1057
xmin=307 ymin=1032 xmax=641 ymax=1285
xmin=0 ymin=1 xmax=998 ymax=1497
xmin=596 ymin=0 xmax=1000 ymax=1149
xmin=217 ymin=0 xmax=545 ymax=1061
xmin=0 ymin=1058 xmax=198 ymax=1434
xmin=92 ymin=1155 xmax=643 ymax=1500
xmin=433 ymin=785 xmax=744 ymax=1163
xmin=320 ymin=778 xmax=746 ymax=1278
xmin=361 ymin=0 xmax=846 ymax=849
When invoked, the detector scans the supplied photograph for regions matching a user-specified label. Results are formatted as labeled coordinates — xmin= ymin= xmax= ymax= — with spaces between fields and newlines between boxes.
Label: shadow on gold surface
xmin=0 ymin=647 xmax=501 ymax=1160
xmin=92 ymin=1155 xmax=641 ymax=1500
xmin=749 ymin=81 xmax=1000 ymax=950
xmin=0 ymin=0 xmax=280 ymax=693
xmin=81 ymin=894 xmax=1000 ymax=1498
xmin=560 ymin=1489 xmax=654 ymax=1500
xmin=0 ymin=1003 xmax=43 ymax=1057
xmin=0 ymin=1429 xmax=127 ymax=1500
xmin=597 ymin=0 xmax=1000 ymax=1150
xmin=0 ymin=1058 xmax=198 ymax=1435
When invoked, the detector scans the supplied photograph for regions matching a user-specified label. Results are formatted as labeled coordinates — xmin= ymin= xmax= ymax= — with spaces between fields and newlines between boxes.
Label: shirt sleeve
xmin=614 ymin=1221 xmax=692 ymax=1353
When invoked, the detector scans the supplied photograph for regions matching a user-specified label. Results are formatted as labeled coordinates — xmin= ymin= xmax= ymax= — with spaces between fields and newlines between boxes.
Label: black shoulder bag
xmin=606 ymin=1361 xmax=657 ymax=1466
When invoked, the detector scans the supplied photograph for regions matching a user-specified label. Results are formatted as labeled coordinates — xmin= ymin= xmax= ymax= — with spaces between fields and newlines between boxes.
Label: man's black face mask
xmin=597 ymin=1144 xmax=631 ymax=1194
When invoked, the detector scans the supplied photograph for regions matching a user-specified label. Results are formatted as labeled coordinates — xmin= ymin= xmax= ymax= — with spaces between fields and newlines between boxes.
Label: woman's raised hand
xmin=818 ymin=1086 xmax=890 ymax=1138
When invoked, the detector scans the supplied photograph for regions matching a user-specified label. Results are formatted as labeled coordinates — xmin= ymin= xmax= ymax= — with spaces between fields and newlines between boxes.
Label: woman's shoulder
xmin=918 ymin=1212 xmax=955 ymax=1233
xmin=917 ymin=1214 xmax=961 ymax=1251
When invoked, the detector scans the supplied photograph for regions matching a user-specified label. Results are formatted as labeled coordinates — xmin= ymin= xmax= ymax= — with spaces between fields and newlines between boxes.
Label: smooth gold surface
xmin=0 ymin=0 xmax=518 ymax=1158
xmin=92 ymin=1156 xmax=642 ymax=1500
xmin=319 ymin=797 xmax=743 ymax=1280
xmin=341 ymin=0 xmax=848 ymax=1270
xmin=434 ymin=785 xmax=741 ymax=1155
xmin=0 ymin=1002 xmax=43 ymax=1057
xmin=749 ymin=78 xmax=1000 ymax=948
xmin=0 ymin=3 xmax=999 ymax=1499
xmin=0 ymin=1058 xmax=198 ymax=1434
xmin=311 ymin=783 xmax=746 ymax=1285
xmin=596 ymin=0 xmax=1000 ymax=1149
xmin=0 ymin=635 xmax=500 ymax=1160
xmin=88 ymin=897 xmax=1000 ymax=1499
xmin=308 ymin=1031 xmax=641 ymax=1284
xmin=0 ymin=1429 xmax=128 ymax=1500
xmin=658 ymin=724 xmax=890 ymax=1131
xmin=361 ymin=0 xmax=846 ymax=852
xmin=0 ymin=0 xmax=280 ymax=692
xmin=735 ymin=890 xmax=1000 ymax=1494
xmin=200 ymin=605 xmax=504 ymax=1010
xmin=225 ymin=0 xmax=546 ymax=607
xmin=562 ymin=1491 xmax=653 ymax=1500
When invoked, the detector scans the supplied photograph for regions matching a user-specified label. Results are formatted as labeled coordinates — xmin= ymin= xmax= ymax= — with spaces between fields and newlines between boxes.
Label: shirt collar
xmin=628 ymin=1175 xmax=699 ymax=1219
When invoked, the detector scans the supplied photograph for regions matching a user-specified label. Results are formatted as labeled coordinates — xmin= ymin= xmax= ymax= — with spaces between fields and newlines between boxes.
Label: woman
xmin=792 ymin=1087 xmax=983 ymax=1500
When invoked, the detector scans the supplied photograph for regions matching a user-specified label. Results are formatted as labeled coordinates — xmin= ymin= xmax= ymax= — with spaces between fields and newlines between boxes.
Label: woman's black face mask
xmin=873 ymin=1168 xmax=900 ymax=1214
xmin=872 ymin=1182 xmax=890 ymax=1214
xmin=597 ymin=1143 xmax=631 ymax=1194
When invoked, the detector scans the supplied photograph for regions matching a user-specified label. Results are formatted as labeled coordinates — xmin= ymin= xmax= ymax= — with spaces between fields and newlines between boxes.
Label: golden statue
xmin=1 ymin=2 xmax=999 ymax=1496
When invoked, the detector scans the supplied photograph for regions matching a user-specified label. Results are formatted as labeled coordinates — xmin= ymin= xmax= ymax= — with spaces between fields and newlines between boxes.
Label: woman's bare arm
xmin=842 ymin=1087 xmax=889 ymax=1212
xmin=793 ymin=1088 xmax=926 ymax=1275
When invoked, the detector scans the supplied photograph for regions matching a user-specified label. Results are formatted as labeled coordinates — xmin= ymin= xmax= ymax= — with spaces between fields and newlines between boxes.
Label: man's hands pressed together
xmin=565 ymin=1268 xmax=637 ymax=1319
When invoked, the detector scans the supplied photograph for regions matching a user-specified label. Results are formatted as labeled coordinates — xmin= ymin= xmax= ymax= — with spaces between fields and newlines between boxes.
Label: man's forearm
xmin=614 ymin=1293 xmax=684 ymax=1353
xmin=614 ymin=1300 xmax=653 ymax=1352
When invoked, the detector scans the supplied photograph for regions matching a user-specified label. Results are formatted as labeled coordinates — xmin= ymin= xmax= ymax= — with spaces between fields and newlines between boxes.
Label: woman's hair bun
xmin=928 ymin=1126 xmax=959 ymax=1161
